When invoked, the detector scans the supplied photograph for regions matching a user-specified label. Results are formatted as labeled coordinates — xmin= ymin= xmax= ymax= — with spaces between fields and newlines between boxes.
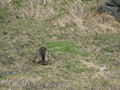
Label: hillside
xmin=0 ymin=0 xmax=120 ymax=90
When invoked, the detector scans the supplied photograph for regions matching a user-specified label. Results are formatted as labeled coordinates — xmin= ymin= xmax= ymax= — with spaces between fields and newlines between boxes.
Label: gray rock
xmin=106 ymin=0 xmax=116 ymax=6
xmin=100 ymin=66 xmax=108 ymax=72
xmin=112 ymin=0 xmax=120 ymax=6
xmin=99 ymin=0 xmax=120 ymax=22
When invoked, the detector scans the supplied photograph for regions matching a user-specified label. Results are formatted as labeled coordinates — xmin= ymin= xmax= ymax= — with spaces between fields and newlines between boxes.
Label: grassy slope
xmin=0 ymin=0 xmax=120 ymax=90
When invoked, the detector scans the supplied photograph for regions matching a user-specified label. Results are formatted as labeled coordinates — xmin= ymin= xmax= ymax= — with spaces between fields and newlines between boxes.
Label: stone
xmin=100 ymin=66 xmax=108 ymax=72
xmin=99 ymin=0 xmax=120 ymax=22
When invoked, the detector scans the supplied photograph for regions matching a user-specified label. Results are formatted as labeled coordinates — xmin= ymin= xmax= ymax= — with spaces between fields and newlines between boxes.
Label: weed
xmin=12 ymin=0 xmax=23 ymax=7
xmin=0 ymin=7 xmax=12 ymax=23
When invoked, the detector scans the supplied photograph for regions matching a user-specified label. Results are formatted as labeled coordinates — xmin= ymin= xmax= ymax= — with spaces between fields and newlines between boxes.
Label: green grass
xmin=12 ymin=0 xmax=24 ymax=7
xmin=0 ymin=19 xmax=120 ymax=90
xmin=46 ymin=41 xmax=79 ymax=53
xmin=80 ymin=34 xmax=120 ymax=70
xmin=0 ymin=7 xmax=13 ymax=23
xmin=63 ymin=61 xmax=96 ymax=73
xmin=0 ymin=0 xmax=120 ymax=90
xmin=0 ymin=44 xmax=4 ymax=49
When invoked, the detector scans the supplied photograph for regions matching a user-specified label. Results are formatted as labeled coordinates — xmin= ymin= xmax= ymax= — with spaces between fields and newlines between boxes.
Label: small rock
xmin=8 ymin=89 xmax=11 ymax=90
xmin=100 ymin=66 xmax=108 ymax=72
xmin=3 ymin=31 xmax=8 ymax=35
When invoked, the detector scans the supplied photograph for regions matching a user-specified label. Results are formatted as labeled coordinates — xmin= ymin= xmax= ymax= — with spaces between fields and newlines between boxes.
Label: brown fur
xmin=36 ymin=47 xmax=50 ymax=65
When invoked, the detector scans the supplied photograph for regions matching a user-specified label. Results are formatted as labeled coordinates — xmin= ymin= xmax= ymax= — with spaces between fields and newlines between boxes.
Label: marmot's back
xmin=39 ymin=47 xmax=47 ymax=60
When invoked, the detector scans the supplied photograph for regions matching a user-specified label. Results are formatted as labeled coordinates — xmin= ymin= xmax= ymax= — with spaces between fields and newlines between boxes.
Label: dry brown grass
xmin=0 ymin=0 xmax=120 ymax=90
